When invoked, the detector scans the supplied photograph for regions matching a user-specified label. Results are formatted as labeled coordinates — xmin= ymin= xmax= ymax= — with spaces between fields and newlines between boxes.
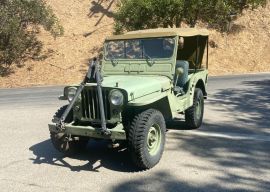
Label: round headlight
xmin=110 ymin=89 xmax=124 ymax=106
xmin=67 ymin=87 xmax=77 ymax=102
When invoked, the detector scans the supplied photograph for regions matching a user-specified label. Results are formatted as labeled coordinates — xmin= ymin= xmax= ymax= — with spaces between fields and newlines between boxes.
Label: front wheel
xmin=185 ymin=88 xmax=204 ymax=129
xmin=128 ymin=109 xmax=166 ymax=170
xmin=50 ymin=132 xmax=89 ymax=156
xmin=50 ymin=105 xmax=89 ymax=156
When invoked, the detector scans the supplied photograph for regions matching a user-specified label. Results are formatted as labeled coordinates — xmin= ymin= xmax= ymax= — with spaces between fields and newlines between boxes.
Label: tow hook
xmin=63 ymin=135 xmax=73 ymax=142
xmin=101 ymin=129 xmax=111 ymax=136
xmin=56 ymin=120 xmax=65 ymax=132
xmin=107 ymin=142 xmax=120 ymax=149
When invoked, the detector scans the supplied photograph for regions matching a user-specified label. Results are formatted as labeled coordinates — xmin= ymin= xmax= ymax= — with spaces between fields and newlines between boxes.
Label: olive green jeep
xmin=48 ymin=28 xmax=209 ymax=170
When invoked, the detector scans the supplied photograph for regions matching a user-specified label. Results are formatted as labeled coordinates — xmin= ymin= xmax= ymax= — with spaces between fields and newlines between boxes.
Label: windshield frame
xmin=104 ymin=36 xmax=177 ymax=61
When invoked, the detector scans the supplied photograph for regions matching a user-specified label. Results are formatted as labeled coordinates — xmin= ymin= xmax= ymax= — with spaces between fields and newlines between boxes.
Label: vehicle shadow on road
xmin=29 ymin=139 xmax=138 ymax=173
xmin=166 ymin=117 xmax=202 ymax=130
xmin=166 ymin=118 xmax=187 ymax=130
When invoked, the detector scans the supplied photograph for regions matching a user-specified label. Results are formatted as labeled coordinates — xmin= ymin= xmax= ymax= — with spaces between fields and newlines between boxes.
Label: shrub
xmin=0 ymin=0 xmax=63 ymax=75
xmin=114 ymin=0 xmax=267 ymax=34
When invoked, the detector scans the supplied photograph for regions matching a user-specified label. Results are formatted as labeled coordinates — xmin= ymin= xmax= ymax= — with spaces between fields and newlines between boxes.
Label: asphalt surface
xmin=0 ymin=73 xmax=269 ymax=192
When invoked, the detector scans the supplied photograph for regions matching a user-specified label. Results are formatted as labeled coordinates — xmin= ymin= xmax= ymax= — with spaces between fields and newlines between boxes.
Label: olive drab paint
xmin=49 ymin=28 xmax=209 ymax=141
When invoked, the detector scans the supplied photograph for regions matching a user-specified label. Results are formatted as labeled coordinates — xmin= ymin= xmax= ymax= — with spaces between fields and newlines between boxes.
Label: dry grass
xmin=0 ymin=0 xmax=269 ymax=88
xmin=209 ymin=3 xmax=270 ymax=75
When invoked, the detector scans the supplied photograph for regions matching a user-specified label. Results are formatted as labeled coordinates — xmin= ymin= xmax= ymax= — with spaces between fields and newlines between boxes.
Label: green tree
xmin=0 ymin=0 xmax=63 ymax=76
xmin=114 ymin=0 xmax=184 ymax=33
xmin=114 ymin=0 xmax=266 ymax=34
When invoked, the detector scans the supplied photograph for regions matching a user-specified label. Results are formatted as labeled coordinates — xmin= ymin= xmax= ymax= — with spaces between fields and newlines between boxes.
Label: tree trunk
xmin=175 ymin=15 xmax=182 ymax=28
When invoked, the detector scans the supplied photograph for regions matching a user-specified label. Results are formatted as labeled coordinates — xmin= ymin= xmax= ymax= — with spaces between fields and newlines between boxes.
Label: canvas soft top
xmin=106 ymin=28 xmax=209 ymax=40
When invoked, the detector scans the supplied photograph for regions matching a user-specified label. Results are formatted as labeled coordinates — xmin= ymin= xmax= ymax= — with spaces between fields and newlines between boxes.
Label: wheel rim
xmin=147 ymin=124 xmax=161 ymax=156
xmin=195 ymin=98 xmax=202 ymax=120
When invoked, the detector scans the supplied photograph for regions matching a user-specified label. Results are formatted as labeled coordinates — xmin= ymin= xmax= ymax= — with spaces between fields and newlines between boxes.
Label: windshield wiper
xmin=108 ymin=52 xmax=118 ymax=65
xmin=142 ymin=49 xmax=155 ymax=65
xmin=106 ymin=45 xmax=118 ymax=65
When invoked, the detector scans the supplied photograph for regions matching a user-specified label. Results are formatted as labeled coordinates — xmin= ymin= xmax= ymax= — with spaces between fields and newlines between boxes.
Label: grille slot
xmin=81 ymin=88 xmax=111 ymax=120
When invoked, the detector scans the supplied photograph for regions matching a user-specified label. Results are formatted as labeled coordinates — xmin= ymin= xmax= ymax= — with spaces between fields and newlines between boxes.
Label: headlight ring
xmin=67 ymin=87 xmax=78 ymax=102
xmin=109 ymin=89 xmax=124 ymax=106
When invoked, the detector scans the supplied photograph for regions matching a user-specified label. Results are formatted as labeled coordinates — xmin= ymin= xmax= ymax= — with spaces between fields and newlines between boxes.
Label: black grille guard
xmin=56 ymin=58 xmax=111 ymax=135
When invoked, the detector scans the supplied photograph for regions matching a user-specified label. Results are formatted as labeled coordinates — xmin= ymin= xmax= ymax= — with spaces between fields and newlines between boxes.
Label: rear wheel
xmin=185 ymin=88 xmax=204 ymax=129
xmin=128 ymin=109 xmax=166 ymax=169
xmin=50 ymin=105 xmax=89 ymax=156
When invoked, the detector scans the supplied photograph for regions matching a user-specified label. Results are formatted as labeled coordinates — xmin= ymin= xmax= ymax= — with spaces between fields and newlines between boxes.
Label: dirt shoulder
xmin=0 ymin=0 xmax=269 ymax=88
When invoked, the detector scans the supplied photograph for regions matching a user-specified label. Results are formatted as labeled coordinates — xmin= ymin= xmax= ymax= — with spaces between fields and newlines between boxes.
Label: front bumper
xmin=48 ymin=123 xmax=126 ymax=140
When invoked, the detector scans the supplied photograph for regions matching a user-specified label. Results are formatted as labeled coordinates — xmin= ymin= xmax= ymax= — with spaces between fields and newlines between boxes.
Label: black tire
xmin=52 ymin=105 xmax=73 ymax=123
xmin=122 ymin=109 xmax=135 ymax=136
xmin=50 ymin=105 xmax=89 ymax=156
xmin=185 ymin=88 xmax=204 ymax=129
xmin=128 ymin=109 xmax=166 ymax=169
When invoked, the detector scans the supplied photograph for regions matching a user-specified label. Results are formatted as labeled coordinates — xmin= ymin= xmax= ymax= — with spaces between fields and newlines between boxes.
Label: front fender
xmin=188 ymin=71 xmax=208 ymax=105
xmin=127 ymin=91 xmax=168 ymax=106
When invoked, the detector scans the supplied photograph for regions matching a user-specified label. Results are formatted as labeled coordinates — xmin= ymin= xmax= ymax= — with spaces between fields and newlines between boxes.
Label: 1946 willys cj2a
xmin=48 ymin=28 xmax=209 ymax=170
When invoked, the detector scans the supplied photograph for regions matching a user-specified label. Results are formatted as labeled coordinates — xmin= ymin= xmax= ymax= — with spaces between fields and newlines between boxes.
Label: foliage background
xmin=114 ymin=0 xmax=267 ymax=34
xmin=0 ymin=0 xmax=63 ymax=76
xmin=0 ymin=0 xmax=269 ymax=88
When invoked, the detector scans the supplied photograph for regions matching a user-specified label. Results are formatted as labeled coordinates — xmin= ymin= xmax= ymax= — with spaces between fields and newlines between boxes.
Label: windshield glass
xmin=105 ymin=37 xmax=175 ymax=60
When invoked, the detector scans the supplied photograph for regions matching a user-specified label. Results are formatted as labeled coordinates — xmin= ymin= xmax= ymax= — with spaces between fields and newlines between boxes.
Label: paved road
xmin=0 ymin=73 xmax=269 ymax=192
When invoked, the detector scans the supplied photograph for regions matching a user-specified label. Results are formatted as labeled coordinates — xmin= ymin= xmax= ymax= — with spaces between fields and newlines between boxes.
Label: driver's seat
xmin=174 ymin=60 xmax=189 ymax=95
xmin=175 ymin=60 xmax=189 ymax=87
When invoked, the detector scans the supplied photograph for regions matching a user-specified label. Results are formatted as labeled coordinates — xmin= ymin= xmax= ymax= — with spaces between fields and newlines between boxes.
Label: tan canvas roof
xmin=106 ymin=28 xmax=209 ymax=40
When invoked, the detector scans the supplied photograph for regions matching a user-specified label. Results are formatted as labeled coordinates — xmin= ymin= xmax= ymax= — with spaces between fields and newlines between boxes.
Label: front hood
xmin=101 ymin=75 xmax=171 ymax=101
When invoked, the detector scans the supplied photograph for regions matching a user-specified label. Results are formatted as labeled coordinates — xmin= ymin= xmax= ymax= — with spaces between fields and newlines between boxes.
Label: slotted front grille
xmin=81 ymin=88 xmax=111 ymax=121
